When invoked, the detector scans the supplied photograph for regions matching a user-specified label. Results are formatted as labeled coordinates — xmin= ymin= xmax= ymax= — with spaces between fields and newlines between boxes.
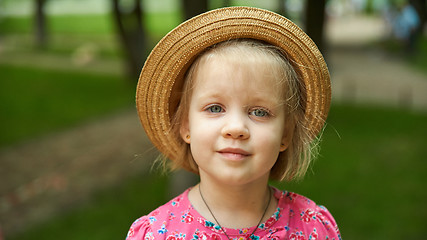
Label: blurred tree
xmin=411 ymin=0 xmax=426 ymax=33
xmin=305 ymin=0 xmax=326 ymax=53
xmin=35 ymin=0 xmax=48 ymax=49
xmin=364 ymin=0 xmax=374 ymax=14
xmin=112 ymin=0 xmax=147 ymax=80
xmin=182 ymin=0 xmax=208 ymax=20
xmin=223 ymin=0 xmax=231 ymax=7
xmin=278 ymin=0 xmax=287 ymax=17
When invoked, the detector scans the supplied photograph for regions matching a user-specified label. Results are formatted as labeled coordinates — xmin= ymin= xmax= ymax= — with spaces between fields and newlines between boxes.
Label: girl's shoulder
xmin=125 ymin=189 xmax=191 ymax=240
xmin=274 ymin=188 xmax=342 ymax=239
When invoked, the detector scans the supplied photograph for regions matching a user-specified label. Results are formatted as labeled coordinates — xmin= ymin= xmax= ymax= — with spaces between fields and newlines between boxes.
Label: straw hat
xmin=136 ymin=6 xmax=331 ymax=162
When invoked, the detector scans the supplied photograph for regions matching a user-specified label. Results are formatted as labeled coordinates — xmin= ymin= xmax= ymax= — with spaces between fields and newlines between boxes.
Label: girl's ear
xmin=280 ymin=138 xmax=290 ymax=152
xmin=180 ymin=120 xmax=191 ymax=144
xmin=280 ymin=120 xmax=295 ymax=152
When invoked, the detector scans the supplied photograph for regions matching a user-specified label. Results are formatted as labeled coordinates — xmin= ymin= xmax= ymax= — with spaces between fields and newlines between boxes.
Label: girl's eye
xmin=207 ymin=105 xmax=223 ymax=113
xmin=251 ymin=108 xmax=269 ymax=117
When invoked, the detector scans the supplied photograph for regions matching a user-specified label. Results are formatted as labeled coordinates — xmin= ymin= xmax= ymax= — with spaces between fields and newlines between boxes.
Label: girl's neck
xmin=188 ymin=176 xmax=277 ymax=229
xmin=202 ymin=178 xmax=268 ymax=208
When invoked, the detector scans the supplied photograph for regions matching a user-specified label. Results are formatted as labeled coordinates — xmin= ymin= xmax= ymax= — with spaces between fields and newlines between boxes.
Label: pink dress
xmin=126 ymin=187 xmax=341 ymax=240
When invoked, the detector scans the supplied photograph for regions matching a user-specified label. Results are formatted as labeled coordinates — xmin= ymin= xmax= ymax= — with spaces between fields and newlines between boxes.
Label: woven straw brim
xmin=136 ymin=7 xmax=331 ymax=162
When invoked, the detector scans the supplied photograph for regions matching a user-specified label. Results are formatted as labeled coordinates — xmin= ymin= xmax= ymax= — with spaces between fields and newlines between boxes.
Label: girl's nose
xmin=221 ymin=113 xmax=249 ymax=140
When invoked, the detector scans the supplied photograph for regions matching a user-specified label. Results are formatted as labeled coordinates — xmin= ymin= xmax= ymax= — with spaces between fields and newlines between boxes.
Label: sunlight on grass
xmin=0 ymin=14 xmax=113 ymax=35
xmin=145 ymin=11 xmax=182 ymax=38
xmin=0 ymin=12 xmax=182 ymax=37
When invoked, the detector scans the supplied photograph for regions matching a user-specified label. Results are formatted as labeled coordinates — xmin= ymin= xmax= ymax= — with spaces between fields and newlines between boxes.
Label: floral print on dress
xmin=309 ymin=228 xmax=318 ymax=240
xmin=182 ymin=212 xmax=194 ymax=224
xmin=126 ymin=188 xmax=341 ymax=240
xmin=301 ymin=209 xmax=317 ymax=223
xmin=166 ymin=232 xmax=186 ymax=240
xmin=289 ymin=230 xmax=306 ymax=240
xmin=192 ymin=230 xmax=221 ymax=240
xmin=157 ymin=223 xmax=167 ymax=235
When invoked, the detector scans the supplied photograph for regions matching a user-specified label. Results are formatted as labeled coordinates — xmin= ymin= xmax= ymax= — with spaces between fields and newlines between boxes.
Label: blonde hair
xmin=167 ymin=39 xmax=319 ymax=181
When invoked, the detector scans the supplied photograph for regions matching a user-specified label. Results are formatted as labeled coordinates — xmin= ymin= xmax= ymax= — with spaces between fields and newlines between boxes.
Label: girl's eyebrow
xmin=193 ymin=93 xmax=225 ymax=106
xmin=197 ymin=92 xmax=223 ymax=100
xmin=248 ymin=93 xmax=282 ymax=105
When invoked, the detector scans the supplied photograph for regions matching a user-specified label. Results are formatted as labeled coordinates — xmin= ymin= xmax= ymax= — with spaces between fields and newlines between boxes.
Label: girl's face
xmin=180 ymin=54 xmax=290 ymax=187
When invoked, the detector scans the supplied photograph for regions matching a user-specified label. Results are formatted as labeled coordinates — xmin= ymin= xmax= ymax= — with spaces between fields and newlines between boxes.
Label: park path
xmin=1 ymin=15 xmax=426 ymax=237
xmin=0 ymin=109 xmax=156 ymax=236
xmin=327 ymin=15 xmax=427 ymax=111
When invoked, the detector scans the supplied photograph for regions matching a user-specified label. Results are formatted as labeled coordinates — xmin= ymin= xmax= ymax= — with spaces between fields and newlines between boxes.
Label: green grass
xmin=0 ymin=12 xmax=182 ymax=63
xmin=0 ymin=15 xmax=32 ymax=34
xmin=6 ymin=104 xmax=427 ymax=240
xmin=273 ymin=104 xmax=427 ymax=239
xmin=0 ymin=64 xmax=134 ymax=147
xmin=0 ymin=14 xmax=114 ymax=35
xmin=145 ymin=11 xmax=182 ymax=38
xmin=410 ymin=36 xmax=427 ymax=75
xmin=8 ymin=170 xmax=170 ymax=240
xmin=0 ymin=12 xmax=182 ymax=37
xmin=378 ymin=35 xmax=427 ymax=76
xmin=0 ymin=15 xmax=123 ymax=60
xmin=0 ymin=12 xmax=183 ymax=146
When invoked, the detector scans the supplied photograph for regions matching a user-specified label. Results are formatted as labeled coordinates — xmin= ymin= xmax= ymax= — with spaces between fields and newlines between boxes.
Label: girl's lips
xmin=217 ymin=148 xmax=251 ymax=161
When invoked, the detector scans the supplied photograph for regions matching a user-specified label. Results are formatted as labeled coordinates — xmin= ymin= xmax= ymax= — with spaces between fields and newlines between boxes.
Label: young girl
xmin=128 ymin=7 xmax=341 ymax=240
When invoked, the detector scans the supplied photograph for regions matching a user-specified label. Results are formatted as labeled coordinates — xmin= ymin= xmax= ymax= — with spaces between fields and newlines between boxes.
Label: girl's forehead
xmin=197 ymin=52 xmax=284 ymax=85
xmin=204 ymin=44 xmax=277 ymax=64
xmin=193 ymin=54 xmax=285 ymax=100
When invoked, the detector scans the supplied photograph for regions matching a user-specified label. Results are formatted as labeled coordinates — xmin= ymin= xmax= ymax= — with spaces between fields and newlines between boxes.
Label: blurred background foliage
xmin=0 ymin=0 xmax=426 ymax=239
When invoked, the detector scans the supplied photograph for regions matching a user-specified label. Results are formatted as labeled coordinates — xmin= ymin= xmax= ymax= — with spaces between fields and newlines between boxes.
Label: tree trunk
xmin=278 ymin=0 xmax=287 ymax=17
xmin=223 ymin=0 xmax=231 ymax=7
xmin=305 ymin=0 xmax=326 ymax=54
xmin=411 ymin=0 xmax=426 ymax=34
xmin=111 ymin=0 xmax=147 ymax=80
xmin=35 ymin=0 xmax=48 ymax=49
xmin=182 ymin=0 xmax=208 ymax=20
